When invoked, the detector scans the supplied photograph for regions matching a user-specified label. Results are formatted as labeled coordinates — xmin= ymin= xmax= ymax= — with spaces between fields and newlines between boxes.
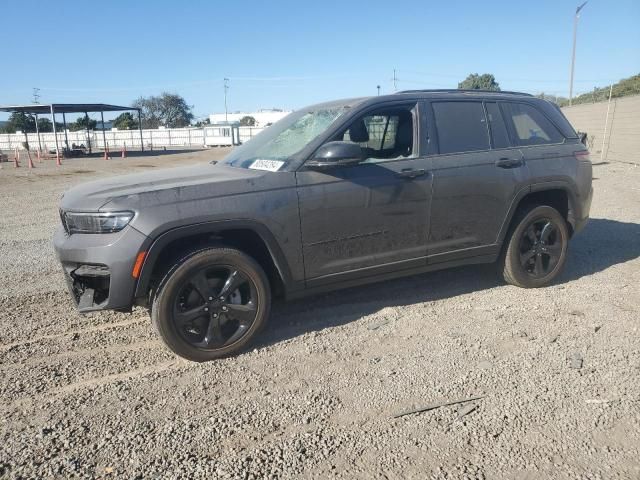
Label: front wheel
xmin=152 ymin=247 xmax=271 ymax=362
xmin=501 ymin=205 xmax=569 ymax=288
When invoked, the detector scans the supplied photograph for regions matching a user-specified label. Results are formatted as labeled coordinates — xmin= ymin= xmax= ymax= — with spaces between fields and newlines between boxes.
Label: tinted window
xmin=432 ymin=102 xmax=489 ymax=154
xmin=485 ymin=102 xmax=510 ymax=149
xmin=501 ymin=102 xmax=564 ymax=146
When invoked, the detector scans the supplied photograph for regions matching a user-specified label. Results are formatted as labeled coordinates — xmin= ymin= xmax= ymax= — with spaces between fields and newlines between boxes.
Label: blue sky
xmin=1 ymin=0 xmax=638 ymax=122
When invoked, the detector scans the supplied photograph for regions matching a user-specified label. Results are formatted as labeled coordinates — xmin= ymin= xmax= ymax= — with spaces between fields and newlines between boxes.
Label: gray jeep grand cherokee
xmin=54 ymin=90 xmax=593 ymax=361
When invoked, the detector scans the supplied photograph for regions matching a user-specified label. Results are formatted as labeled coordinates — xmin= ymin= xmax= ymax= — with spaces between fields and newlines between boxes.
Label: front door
xmin=296 ymin=103 xmax=432 ymax=284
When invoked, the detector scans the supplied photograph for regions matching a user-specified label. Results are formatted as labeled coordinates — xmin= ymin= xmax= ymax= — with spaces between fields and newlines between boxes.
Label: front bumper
xmin=53 ymin=225 xmax=148 ymax=313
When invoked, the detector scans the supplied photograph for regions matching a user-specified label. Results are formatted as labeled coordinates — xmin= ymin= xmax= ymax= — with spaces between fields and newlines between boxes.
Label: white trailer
xmin=203 ymin=124 xmax=241 ymax=147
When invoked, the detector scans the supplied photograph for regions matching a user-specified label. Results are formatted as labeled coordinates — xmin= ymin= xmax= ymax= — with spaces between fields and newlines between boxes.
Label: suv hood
xmin=60 ymin=163 xmax=280 ymax=211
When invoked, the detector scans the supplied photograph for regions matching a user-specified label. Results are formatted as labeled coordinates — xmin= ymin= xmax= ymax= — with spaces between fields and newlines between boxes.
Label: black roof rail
xmin=396 ymin=89 xmax=533 ymax=97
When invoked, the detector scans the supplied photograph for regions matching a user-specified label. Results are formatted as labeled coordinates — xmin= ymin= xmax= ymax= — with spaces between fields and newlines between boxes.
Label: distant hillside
xmin=560 ymin=73 xmax=640 ymax=106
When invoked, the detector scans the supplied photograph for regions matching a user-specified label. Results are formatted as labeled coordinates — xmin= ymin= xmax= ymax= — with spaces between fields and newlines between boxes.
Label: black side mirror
xmin=306 ymin=141 xmax=363 ymax=169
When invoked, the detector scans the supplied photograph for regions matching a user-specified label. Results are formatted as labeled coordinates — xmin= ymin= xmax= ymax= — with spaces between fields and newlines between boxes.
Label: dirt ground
xmin=0 ymin=149 xmax=639 ymax=479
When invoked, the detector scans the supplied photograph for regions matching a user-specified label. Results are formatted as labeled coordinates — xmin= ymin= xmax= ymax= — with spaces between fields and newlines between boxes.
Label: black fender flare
xmin=496 ymin=181 xmax=580 ymax=246
xmin=133 ymin=219 xmax=294 ymax=300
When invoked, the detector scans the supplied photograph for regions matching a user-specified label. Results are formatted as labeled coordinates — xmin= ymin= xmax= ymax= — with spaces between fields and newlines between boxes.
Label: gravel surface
xmin=1 ymin=151 xmax=639 ymax=479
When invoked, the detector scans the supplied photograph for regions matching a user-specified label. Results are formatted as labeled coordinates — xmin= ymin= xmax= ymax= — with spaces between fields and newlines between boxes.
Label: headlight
xmin=61 ymin=211 xmax=134 ymax=234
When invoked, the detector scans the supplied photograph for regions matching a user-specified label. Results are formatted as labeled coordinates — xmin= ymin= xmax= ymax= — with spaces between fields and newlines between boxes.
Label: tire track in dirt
xmin=2 ymin=359 xmax=184 ymax=412
xmin=1 ymin=339 xmax=174 ymax=400
xmin=0 ymin=317 xmax=148 ymax=352
xmin=49 ymin=359 xmax=181 ymax=395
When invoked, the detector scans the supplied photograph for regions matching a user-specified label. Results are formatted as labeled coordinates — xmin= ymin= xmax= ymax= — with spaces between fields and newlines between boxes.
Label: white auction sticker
xmin=249 ymin=159 xmax=285 ymax=172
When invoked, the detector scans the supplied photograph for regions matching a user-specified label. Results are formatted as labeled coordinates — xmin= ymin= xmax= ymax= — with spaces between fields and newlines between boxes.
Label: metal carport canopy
xmin=0 ymin=103 xmax=138 ymax=115
xmin=0 ymin=103 xmax=144 ymax=154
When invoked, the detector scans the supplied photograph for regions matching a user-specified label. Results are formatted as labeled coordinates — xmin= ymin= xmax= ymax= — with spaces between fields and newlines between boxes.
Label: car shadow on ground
xmin=258 ymin=218 xmax=640 ymax=348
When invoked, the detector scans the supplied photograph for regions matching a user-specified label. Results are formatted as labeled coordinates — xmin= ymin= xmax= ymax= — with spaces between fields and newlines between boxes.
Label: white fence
xmin=0 ymin=126 xmax=265 ymax=152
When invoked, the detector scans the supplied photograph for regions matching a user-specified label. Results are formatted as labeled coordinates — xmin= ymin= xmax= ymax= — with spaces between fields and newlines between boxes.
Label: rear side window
xmin=501 ymin=102 xmax=564 ymax=146
xmin=432 ymin=102 xmax=489 ymax=154
xmin=485 ymin=102 xmax=510 ymax=149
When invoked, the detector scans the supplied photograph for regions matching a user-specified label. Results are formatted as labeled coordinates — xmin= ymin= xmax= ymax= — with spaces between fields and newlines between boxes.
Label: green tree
xmin=458 ymin=73 xmax=501 ymax=91
xmin=0 ymin=114 xmax=60 ymax=133
xmin=534 ymin=93 xmax=568 ymax=105
xmin=133 ymin=92 xmax=194 ymax=128
xmin=2 ymin=112 xmax=36 ymax=133
xmin=69 ymin=116 xmax=97 ymax=132
xmin=36 ymin=118 xmax=53 ymax=132
xmin=193 ymin=118 xmax=210 ymax=127
xmin=112 ymin=112 xmax=138 ymax=130
xmin=239 ymin=115 xmax=256 ymax=126
xmin=558 ymin=73 xmax=640 ymax=107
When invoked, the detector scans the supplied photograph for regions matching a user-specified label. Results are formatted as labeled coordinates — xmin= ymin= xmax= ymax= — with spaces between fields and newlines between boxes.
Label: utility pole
xmin=393 ymin=69 xmax=398 ymax=92
xmin=569 ymin=1 xmax=588 ymax=106
xmin=223 ymin=78 xmax=229 ymax=123
xmin=32 ymin=87 xmax=40 ymax=104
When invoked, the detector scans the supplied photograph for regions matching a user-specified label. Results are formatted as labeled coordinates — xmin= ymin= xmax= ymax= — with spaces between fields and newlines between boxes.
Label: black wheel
xmin=152 ymin=247 xmax=270 ymax=362
xmin=501 ymin=205 xmax=569 ymax=288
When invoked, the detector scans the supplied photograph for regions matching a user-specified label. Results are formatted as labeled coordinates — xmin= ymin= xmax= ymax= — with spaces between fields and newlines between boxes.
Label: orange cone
xmin=27 ymin=150 xmax=35 ymax=169
xmin=121 ymin=144 xmax=127 ymax=158
xmin=56 ymin=149 xmax=62 ymax=166
xmin=14 ymin=148 xmax=20 ymax=168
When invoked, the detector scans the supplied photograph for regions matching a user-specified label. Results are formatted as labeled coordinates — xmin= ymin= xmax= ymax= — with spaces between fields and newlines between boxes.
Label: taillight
xmin=574 ymin=150 xmax=590 ymax=162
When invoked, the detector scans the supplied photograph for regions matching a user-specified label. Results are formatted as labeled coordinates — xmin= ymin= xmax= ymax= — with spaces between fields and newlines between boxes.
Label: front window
xmin=335 ymin=104 xmax=416 ymax=163
xmin=223 ymin=106 xmax=348 ymax=170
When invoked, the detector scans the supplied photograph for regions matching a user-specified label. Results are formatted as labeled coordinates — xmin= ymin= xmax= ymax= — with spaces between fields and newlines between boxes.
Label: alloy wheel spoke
xmin=175 ymin=305 xmax=206 ymax=326
xmin=525 ymin=225 xmax=537 ymax=244
xmin=226 ymin=302 xmax=257 ymax=326
xmin=520 ymin=248 xmax=536 ymax=266
xmin=224 ymin=323 xmax=248 ymax=345
xmin=191 ymin=271 xmax=212 ymax=302
xmin=540 ymin=221 xmax=555 ymax=242
xmin=198 ymin=316 xmax=224 ymax=348
xmin=534 ymin=253 xmax=544 ymax=275
xmin=218 ymin=270 xmax=246 ymax=298
xmin=545 ymin=242 xmax=562 ymax=257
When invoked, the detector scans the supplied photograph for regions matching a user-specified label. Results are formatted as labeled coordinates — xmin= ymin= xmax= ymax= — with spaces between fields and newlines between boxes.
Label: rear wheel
xmin=501 ymin=205 xmax=569 ymax=288
xmin=152 ymin=247 xmax=270 ymax=361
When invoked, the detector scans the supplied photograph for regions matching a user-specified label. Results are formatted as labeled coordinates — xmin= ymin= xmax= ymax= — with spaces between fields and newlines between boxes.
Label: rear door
xmin=425 ymin=100 xmax=530 ymax=262
xmin=499 ymin=101 xmax=571 ymax=180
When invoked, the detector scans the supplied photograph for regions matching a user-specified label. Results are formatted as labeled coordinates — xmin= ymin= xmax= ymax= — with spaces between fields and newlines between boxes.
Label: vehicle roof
xmin=303 ymin=90 xmax=537 ymax=112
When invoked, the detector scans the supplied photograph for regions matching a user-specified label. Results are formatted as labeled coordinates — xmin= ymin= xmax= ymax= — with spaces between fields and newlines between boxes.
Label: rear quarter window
xmin=501 ymin=102 xmax=564 ymax=146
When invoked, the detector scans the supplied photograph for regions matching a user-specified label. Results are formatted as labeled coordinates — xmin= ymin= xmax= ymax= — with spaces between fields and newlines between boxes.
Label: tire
xmin=500 ymin=205 xmax=569 ymax=288
xmin=152 ymin=247 xmax=271 ymax=362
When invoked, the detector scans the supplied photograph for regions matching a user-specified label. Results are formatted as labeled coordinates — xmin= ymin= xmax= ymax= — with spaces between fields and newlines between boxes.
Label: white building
xmin=209 ymin=109 xmax=290 ymax=127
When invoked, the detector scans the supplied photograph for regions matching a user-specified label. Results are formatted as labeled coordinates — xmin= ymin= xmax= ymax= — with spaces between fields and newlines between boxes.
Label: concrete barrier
xmin=562 ymin=94 xmax=640 ymax=164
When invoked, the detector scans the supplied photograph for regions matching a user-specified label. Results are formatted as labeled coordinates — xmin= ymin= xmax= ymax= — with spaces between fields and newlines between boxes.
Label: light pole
xmin=377 ymin=85 xmax=380 ymax=96
xmin=223 ymin=78 xmax=229 ymax=123
xmin=569 ymin=1 xmax=588 ymax=106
